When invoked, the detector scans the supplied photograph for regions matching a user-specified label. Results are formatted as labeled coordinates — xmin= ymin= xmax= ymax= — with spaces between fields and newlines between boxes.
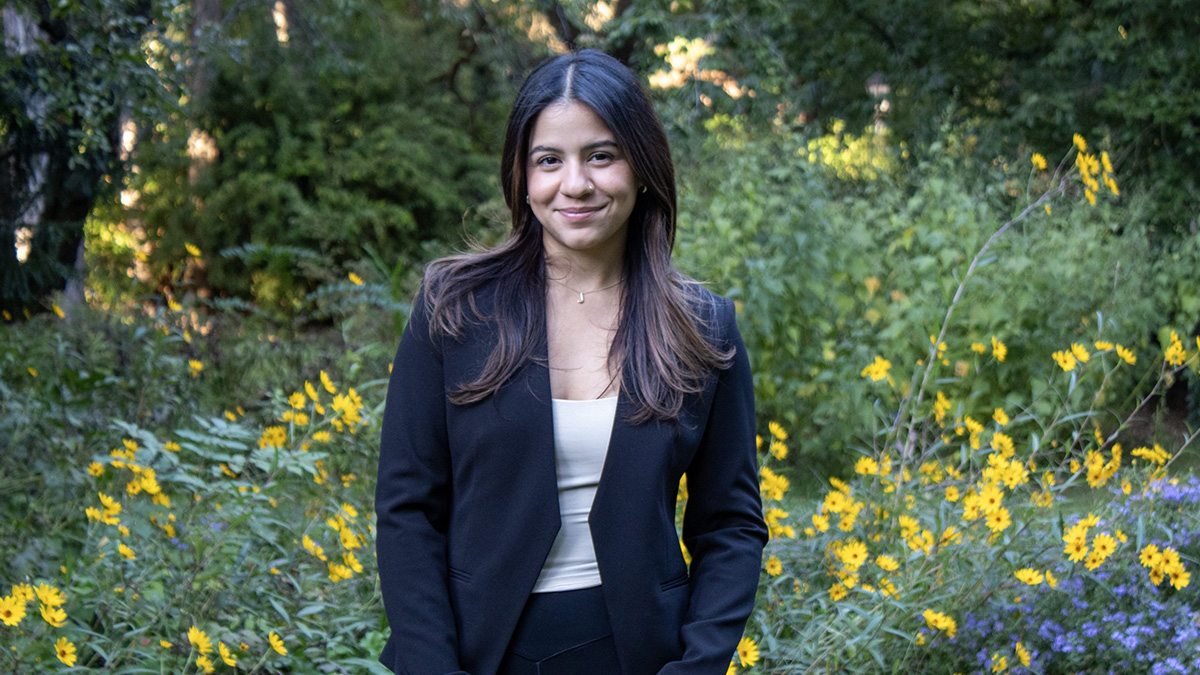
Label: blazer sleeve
xmin=375 ymin=291 xmax=467 ymax=674
xmin=659 ymin=297 xmax=769 ymax=674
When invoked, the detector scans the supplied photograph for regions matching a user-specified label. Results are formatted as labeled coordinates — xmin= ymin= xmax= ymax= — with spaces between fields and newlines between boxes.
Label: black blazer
xmin=375 ymin=279 xmax=768 ymax=675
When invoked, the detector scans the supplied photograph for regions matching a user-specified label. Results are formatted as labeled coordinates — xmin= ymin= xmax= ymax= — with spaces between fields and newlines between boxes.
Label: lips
xmin=557 ymin=205 xmax=604 ymax=221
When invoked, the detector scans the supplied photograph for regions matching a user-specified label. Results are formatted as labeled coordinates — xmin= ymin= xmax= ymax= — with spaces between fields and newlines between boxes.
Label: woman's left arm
xmin=659 ymin=297 xmax=769 ymax=674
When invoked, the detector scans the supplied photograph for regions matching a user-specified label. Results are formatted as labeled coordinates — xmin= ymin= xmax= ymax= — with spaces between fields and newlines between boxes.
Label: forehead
xmin=528 ymin=100 xmax=616 ymax=149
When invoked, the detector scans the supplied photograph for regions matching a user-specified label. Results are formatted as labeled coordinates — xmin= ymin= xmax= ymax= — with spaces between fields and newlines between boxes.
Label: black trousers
xmin=497 ymin=585 xmax=622 ymax=674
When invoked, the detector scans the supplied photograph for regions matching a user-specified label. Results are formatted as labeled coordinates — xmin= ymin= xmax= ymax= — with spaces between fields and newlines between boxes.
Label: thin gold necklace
xmin=548 ymin=275 xmax=623 ymax=304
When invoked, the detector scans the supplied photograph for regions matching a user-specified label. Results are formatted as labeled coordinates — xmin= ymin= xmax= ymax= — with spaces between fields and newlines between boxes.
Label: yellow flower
xmin=268 ymin=631 xmax=288 ymax=655
xmin=1170 ymin=568 xmax=1191 ymax=590
xmin=40 ymin=602 xmax=67 ymax=627
xmin=1085 ymin=189 xmax=1097 ymax=206
xmin=1014 ymin=568 xmax=1044 ymax=586
xmin=1116 ymin=344 xmax=1136 ymax=365
xmin=992 ymin=408 xmax=1009 ymax=426
xmin=978 ymin=482 xmax=1005 ymax=513
xmin=1064 ymin=534 xmax=1089 ymax=563
xmin=991 ymin=336 xmax=1007 ymax=362
xmin=0 ymin=594 xmax=27 ymax=626
xmin=875 ymin=554 xmax=899 ymax=572
xmin=288 ymin=391 xmax=308 ymax=410
xmin=118 ymin=542 xmax=136 ymax=560
xmin=35 ymin=583 xmax=65 ymax=607
xmin=1164 ymin=330 xmax=1186 ymax=366
xmin=736 ymin=636 xmax=759 ymax=667
xmin=185 ymin=242 xmax=202 ymax=257
xmin=259 ymin=425 xmax=287 ymax=450
xmin=1031 ymin=153 xmax=1048 ymax=171
xmin=189 ymin=625 xmax=214 ymax=654
xmin=160 ymin=639 xmax=173 ymax=648
xmin=837 ymin=539 xmax=869 ymax=570
xmin=320 ymin=370 xmax=337 ymax=394
xmin=219 ymin=641 xmax=238 ymax=666
xmin=1094 ymin=340 xmax=1113 ymax=351
xmin=811 ymin=513 xmax=830 ymax=532
xmin=1070 ymin=342 xmax=1090 ymax=363
xmin=922 ymin=609 xmax=957 ymax=638
xmin=768 ymin=421 xmax=787 ymax=441
xmin=985 ymin=507 xmax=1011 ymax=533
xmin=944 ymin=485 xmax=960 ymax=502
xmin=764 ymin=556 xmax=783 ymax=576
xmin=726 ymin=660 xmax=738 ymax=675
xmin=855 ymin=456 xmax=879 ymax=475
xmin=1073 ymin=133 xmax=1087 ymax=152
xmin=768 ymin=440 xmax=788 ymax=461
xmin=991 ymin=653 xmax=1008 ymax=673
xmin=347 ymin=272 xmax=365 ymax=286
xmin=1138 ymin=544 xmax=1165 ymax=572
xmin=759 ymin=466 xmax=790 ymax=501
xmin=87 ymin=461 xmax=104 ymax=477
xmin=1051 ymin=350 xmax=1077 ymax=372
xmin=970 ymin=342 xmax=987 ymax=354
xmin=196 ymin=655 xmax=216 ymax=674
xmin=11 ymin=584 xmax=34 ymax=604
xmin=56 ymin=636 xmax=77 ymax=667
xmin=991 ymin=432 xmax=1015 ymax=458
xmin=933 ymin=391 xmax=952 ymax=425
xmin=51 ymin=302 xmax=66 ymax=319
xmin=302 ymin=535 xmax=327 ymax=561
xmin=343 ymin=550 xmax=365 ymax=574
xmin=1092 ymin=532 xmax=1117 ymax=558
xmin=1045 ymin=570 xmax=1058 ymax=588
xmin=188 ymin=359 xmax=204 ymax=377
xmin=860 ymin=355 xmax=892 ymax=382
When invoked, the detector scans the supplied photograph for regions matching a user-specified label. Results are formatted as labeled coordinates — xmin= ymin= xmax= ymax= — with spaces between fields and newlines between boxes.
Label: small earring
xmin=525 ymin=194 xmax=530 ymax=204
xmin=640 ymin=185 xmax=648 ymax=194
xmin=586 ymin=182 xmax=595 ymax=193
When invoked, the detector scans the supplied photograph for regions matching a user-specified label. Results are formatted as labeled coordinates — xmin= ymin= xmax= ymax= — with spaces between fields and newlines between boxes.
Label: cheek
xmin=526 ymin=173 xmax=556 ymax=202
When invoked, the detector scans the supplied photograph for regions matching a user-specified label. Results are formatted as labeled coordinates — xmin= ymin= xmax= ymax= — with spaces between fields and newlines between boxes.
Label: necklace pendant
xmin=577 ymin=292 xmax=585 ymax=304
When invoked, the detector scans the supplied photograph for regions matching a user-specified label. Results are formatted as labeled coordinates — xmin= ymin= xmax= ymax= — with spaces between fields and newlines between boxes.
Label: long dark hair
xmin=422 ymin=49 xmax=732 ymax=422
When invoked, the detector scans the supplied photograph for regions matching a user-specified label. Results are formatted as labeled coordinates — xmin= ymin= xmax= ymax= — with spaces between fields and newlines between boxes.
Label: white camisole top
xmin=531 ymin=396 xmax=619 ymax=593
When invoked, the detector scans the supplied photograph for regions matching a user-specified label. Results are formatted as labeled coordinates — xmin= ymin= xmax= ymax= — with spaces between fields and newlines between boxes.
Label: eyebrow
xmin=528 ymin=140 xmax=620 ymax=155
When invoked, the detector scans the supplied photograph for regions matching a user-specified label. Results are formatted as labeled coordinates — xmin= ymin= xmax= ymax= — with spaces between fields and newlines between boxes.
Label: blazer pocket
xmin=659 ymin=572 xmax=689 ymax=592
xmin=447 ymin=566 xmax=473 ymax=583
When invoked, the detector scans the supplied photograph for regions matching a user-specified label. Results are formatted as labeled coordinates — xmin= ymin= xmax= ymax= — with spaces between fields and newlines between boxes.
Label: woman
xmin=375 ymin=49 xmax=767 ymax=675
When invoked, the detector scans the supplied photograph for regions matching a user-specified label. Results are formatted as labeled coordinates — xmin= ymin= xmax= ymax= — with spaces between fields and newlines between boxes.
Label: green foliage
xmin=0 ymin=0 xmax=185 ymax=312
xmin=0 ymin=300 xmax=394 ymax=671
xmin=676 ymin=122 xmax=1168 ymax=474
xmin=638 ymin=0 xmax=1200 ymax=235
xmin=113 ymin=0 xmax=500 ymax=315
xmin=738 ymin=236 xmax=1200 ymax=673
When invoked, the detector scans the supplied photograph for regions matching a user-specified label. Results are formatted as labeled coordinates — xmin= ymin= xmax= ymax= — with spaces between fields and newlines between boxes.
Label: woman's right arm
xmin=375 ymin=291 xmax=467 ymax=674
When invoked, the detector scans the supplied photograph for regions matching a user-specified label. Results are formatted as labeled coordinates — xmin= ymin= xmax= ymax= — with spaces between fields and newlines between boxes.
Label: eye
xmin=590 ymin=152 xmax=614 ymax=163
xmin=534 ymin=155 xmax=560 ymax=168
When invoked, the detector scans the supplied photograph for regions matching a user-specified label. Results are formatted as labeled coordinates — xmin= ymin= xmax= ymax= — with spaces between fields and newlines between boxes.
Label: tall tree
xmin=0 ymin=0 xmax=183 ymax=315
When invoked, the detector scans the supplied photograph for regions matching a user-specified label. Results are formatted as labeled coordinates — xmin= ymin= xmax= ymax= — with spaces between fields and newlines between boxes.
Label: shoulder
xmin=416 ymin=259 xmax=506 ymax=335
xmin=675 ymin=276 xmax=737 ymax=348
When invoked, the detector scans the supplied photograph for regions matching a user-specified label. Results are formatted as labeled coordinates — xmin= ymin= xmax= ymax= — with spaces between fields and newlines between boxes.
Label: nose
xmin=559 ymin=160 xmax=593 ymax=199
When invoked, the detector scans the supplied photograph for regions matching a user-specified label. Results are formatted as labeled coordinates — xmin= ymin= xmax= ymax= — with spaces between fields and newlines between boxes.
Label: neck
xmin=543 ymin=241 xmax=626 ymax=291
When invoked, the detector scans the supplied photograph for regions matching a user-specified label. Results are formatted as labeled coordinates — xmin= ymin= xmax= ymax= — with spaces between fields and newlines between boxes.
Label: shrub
xmin=676 ymin=124 xmax=1168 ymax=475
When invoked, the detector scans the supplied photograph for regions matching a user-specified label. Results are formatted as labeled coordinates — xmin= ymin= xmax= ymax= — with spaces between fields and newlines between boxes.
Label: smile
xmin=558 ymin=206 xmax=604 ymax=221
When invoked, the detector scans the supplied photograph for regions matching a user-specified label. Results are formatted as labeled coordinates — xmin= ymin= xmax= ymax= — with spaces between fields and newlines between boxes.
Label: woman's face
xmin=526 ymin=100 xmax=638 ymax=263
